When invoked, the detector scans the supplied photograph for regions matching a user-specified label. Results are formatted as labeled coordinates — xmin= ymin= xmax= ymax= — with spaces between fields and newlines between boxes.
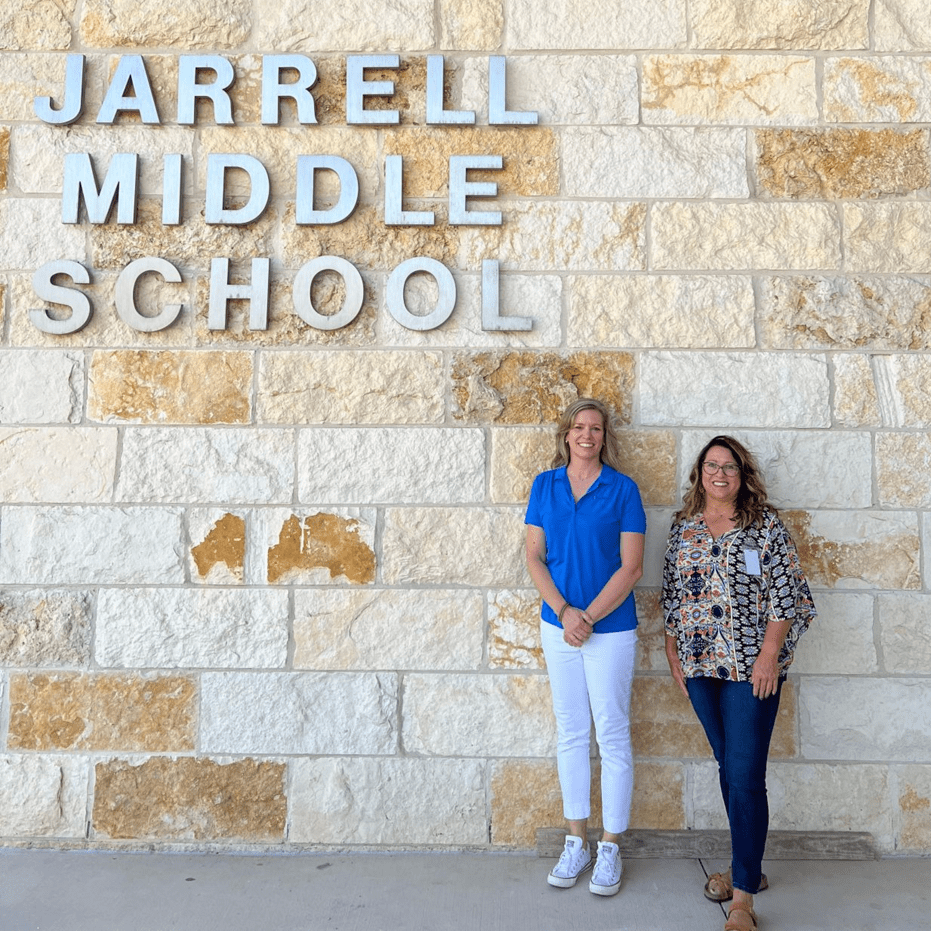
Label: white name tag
xmin=744 ymin=549 xmax=761 ymax=576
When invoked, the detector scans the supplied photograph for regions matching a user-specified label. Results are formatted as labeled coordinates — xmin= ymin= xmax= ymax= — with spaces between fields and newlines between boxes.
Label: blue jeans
xmin=686 ymin=676 xmax=782 ymax=895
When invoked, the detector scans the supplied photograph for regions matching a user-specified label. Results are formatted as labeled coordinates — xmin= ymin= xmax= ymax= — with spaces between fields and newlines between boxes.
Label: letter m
xmin=61 ymin=153 xmax=138 ymax=224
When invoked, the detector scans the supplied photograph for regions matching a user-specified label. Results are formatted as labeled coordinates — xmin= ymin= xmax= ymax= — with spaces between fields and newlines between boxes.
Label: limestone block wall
xmin=1 ymin=1 xmax=930 ymax=855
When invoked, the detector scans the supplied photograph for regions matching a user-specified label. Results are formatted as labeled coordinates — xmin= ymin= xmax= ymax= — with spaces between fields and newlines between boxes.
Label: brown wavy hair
xmin=551 ymin=398 xmax=623 ymax=472
xmin=675 ymin=435 xmax=773 ymax=529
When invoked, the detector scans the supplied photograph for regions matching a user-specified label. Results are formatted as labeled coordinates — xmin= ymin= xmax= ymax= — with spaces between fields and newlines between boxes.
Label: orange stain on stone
xmin=0 ymin=127 xmax=9 ymax=191
xmin=191 ymin=513 xmax=246 ymax=581
xmin=268 ymin=513 xmax=376 ymax=584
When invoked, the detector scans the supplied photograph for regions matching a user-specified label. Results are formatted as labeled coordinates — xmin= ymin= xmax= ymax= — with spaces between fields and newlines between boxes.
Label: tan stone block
xmin=88 ymin=350 xmax=252 ymax=424
xmin=631 ymin=677 xmax=709 ymax=758
xmin=689 ymin=0 xmax=869 ymax=50
xmin=0 ymin=126 xmax=8 ymax=190
xmin=877 ymin=433 xmax=931 ymax=507
xmin=258 ymin=350 xmax=444 ymax=424
xmin=294 ymin=589 xmax=483 ymax=669
xmin=80 ymin=0 xmax=251 ymax=48
xmin=875 ymin=0 xmax=931 ymax=51
xmin=0 ymin=1 xmax=74 ymax=50
xmin=0 ymin=52 xmax=104 ymax=122
xmin=756 ymin=128 xmax=930 ymax=199
xmin=0 ymin=590 xmax=92 ymax=667
xmin=879 ymin=594 xmax=931 ymax=674
xmin=569 ymin=275 xmax=755 ymax=350
xmin=451 ymin=351 xmax=635 ymax=425
xmin=488 ymin=590 xmax=545 ymax=670
xmin=440 ymin=0 xmax=503 ymax=50
xmin=459 ymin=201 xmax=647 ymax=272
xmin=89 ymin=201 xmax=276 ymax=271
xmin=876 ymin=355 xmax=931 ymax=426
xmin=845 ymin=203 xmax=931 ymax=273
xmin=782 ymin=509 xmax=920 ymax=590
xmin=93 ymin=757 xmax=286 ymax=841
xmin=489 ymin=427 xmax=555 ymax=504
xmin=824 ymin=57 xmax=931 ymax=123
xmin=190 ymin=512 xmax=246 ymax=584
xmin=635 ymin=590 xmax=667 ymax=673
xmin=490 ymin=759 xmax=565 ymax=846
xmin=652 ymin=202 xmax=840 ymax=271
xmin=629 ymin=762 xmax=685 ymax=830
xmin=643 ymin=55 xmax=817 ymax=126
xmin=383 ymin=126 xmax=557 ymax=197
xmin=268 ymin=512 xmax=376 ymax=585
xmin=897 ymin=765 xmax=931 ymax=853
xmin=834 ymin=354 xmax=880 ymax=426
xmin=9 ymin=673 xmax=196 ymax=752
xmin=383 ymin=507 xmax=527 ymax=586
xmin=760 ymin=276 xmax=931 ymax=350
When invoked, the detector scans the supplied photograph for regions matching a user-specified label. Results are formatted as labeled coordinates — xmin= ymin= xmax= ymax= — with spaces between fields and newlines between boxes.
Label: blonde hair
xmin=551 ymin=398 xmax=623 ymax=472
xmin=676 ymin=435 xmax=773 ymax=529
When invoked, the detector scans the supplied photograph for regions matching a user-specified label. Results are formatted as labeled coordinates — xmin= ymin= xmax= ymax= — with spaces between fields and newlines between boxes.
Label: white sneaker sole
xmin=589 ymin=876 xmax=622 ymax=896
xmin=547 ymin=859 xmax=592 ymax=888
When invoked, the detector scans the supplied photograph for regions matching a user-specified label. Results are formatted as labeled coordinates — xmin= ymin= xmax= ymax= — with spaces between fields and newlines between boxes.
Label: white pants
xmin=540 ymin=621 xmax=637 ymax=835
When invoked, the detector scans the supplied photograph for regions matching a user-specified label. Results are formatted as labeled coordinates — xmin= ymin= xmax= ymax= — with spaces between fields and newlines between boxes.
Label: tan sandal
xmin=724 ymin=903 xmax=758 ymax=931
xmin=704 ymin=868 xmax=769 ymax=902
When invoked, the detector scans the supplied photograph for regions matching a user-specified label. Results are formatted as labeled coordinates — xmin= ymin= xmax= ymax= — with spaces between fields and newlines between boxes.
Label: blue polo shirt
xmin=525 ymin=465 xmax=646 ymax=633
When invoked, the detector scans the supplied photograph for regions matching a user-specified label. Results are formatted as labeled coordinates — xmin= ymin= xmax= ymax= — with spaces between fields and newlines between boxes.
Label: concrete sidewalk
xmin=2 ymin=848 xmax=929 ymax=931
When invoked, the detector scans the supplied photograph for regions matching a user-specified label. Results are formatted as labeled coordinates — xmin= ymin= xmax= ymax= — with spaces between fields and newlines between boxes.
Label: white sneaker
xmin=589 ymin=840 xmax=622 ymax=896
xmin=547 ymin=835 xmax=592 ymax=888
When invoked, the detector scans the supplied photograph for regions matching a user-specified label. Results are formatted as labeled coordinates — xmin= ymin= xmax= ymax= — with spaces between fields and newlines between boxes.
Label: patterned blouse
xmin=662 ymin=508 xmax=816 ymax=682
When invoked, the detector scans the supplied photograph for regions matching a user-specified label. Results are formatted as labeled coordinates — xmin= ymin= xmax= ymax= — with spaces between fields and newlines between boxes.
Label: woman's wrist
xmin=557 ymin=602 xmax=571 ymax=624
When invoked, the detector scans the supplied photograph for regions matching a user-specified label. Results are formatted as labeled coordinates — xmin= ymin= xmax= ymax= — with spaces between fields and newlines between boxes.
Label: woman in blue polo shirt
xmin=525 ymin=397 xmax=646 ymax=897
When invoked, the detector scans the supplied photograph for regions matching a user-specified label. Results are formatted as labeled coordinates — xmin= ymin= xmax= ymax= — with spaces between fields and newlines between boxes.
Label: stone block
xmin=382 ymin=506 xmax=527 ymax=586
xmin=878 ymin=593 xmax=931 ymax=674
xmin=293 ymin=589 xmax=484 ymax=670
xmin=95 ymin=588 xmax=288 ymax=669
xmin=630 ymin=762 xmax=686 ymax=830
xmin=451 ymin=351 xmax=636 ymax=425
xmin=488 ymin=590 xmax=545 ymax=669
xmin=489 ymin=426 xmax=558 ymax=505
xmin=0 ymin=350 xmax=83 ymax=423
xmin=0 ymin=755 xmax=88 ymax=837
xmin=873 ymin=355 xmax=931 ymax=427
xmin=297 ymin=427 xmax=484 ymax=504
xmin=641 ymin=353 xmax=830 ymax=428
xmin=643 ymin=55 xmax=817 ymax=125
xmin=643 ymin=508 xmax=676 ymax=589
xmin=462 ymin=54 xmax=639 ymax=125
xmin=117 ymin=427 xmax=294 ymax=504
xmin=93 ymin=757 xmax=286 ymax=842
xmin=254 ymin=0 xmax=434 ymax=50
xmin=800 ymin=677 xmax=931 ymax=761
xmin=635 ymin=589 xmax=667 ymax=673
xmin=0 ymin=506 xmax=185 ymax=585
xmin=782 ymin=509 xmax=920 ymax=590
xmin=569 ymin=275 xmax=755 ymax=349
xmin=258 ymin=509 xmax=377 ymax=585
xmin=877 ymin=434 xmax=931 ymax=507
xmin=679 ymin=429 xmax=872 ymax=509
xmin=896 ymin=765 xmax=931 ymax=853
xmin=652 ymin=202 xmax=841 ymax=271
xmin=88 ymin=350 xmax=252 ymax=425
xmin=874 ymin=0 xmax=931 ymax=51
xmin=440 ymin=0 xmax=503 ymax=50
xmin=0 ymin=1 xmax=74 ymax=50
xmin=789 ymin=592 xmax=877 ymax=675
xmin=380 ymin=271 xmax=562 ymax=350
xmin=0 ymin=52 xmax=101 ymax=122
xmin=760 ymin=275 xmax=931 ymax=350
xmin=0 ymin=127 xmax=7 ymax=190
xmin=926 ymin=513 xmax=931 ymax=590
xmin=80 ymin=0 xmax=251 ymax=48
xmin=0 ymin=200 xmax=85 ymax=271
xmin=631 ymin=677 xmax=710 ymax=759
xmin=0 ymin=428 xmax=118 ymax=503
xmin=459 ymin=201 xmax=647 ymax=272
xmin=8 ymin=673 xmax=196 ymax=751
xmin=189 ymin=511 xmax=246 ymax=584
xmin=258 ymin=351 xmax=444 ymax=424
xmin=200 ymin=672 xmax=398 ymax=754
xmin=825 ymin=57 xmax=931 ymax=123
xmin=289 ymin=757 xmax=487 ymax=844
xmin=490 ymin=759 xmax=565 ymax=845
xmin=833 ymin=354 xmax=880 ymax=426
xmin=509 ymin=0 xmax=686 ymax=49
xmin=0 ymin=590 xmax=92 ymax=667
xmin=845 ymin=203 xmax=931 ymax=273
xmin=403 ymin=672 xmax=554 ymax=756
xmin=755 ymin=128 xmax=930 ymax=199
xmin=689 ymin=0 xmax=869 ymax=50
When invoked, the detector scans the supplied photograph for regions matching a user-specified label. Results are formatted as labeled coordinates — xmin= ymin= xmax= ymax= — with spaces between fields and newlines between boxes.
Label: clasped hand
xmin=562 ymin=606 xmax=594 ymax=647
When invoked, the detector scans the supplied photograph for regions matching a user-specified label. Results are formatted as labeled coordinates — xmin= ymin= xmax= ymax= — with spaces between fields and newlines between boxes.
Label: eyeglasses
xmin=702 ymin=461 xmax=741 ymax=476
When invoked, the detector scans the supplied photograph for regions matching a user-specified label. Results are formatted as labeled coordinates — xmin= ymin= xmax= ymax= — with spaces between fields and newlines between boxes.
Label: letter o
xmin=386 ymin=257 xmax=456 ymax=331
xmin=292 ymin=256 xmax=364 ymax=331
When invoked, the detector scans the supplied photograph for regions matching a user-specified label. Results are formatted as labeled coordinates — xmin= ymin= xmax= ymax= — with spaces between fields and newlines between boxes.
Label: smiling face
xmin=567 ymin=408 xmax=604 ymax=464
xmin=701 ymin=444 xmax=742 ymax=508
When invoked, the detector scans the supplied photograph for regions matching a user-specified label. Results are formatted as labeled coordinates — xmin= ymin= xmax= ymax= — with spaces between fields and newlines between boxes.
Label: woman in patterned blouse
xmin=663 ymin=436 xmax=815 ymax=931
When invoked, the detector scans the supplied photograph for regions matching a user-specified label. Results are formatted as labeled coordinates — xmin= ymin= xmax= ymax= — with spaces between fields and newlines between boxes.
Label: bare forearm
xmin=526 ymin=554 xmax=568 ymax=615
xmin=585 ymin=564 xmax=643 ymax=623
